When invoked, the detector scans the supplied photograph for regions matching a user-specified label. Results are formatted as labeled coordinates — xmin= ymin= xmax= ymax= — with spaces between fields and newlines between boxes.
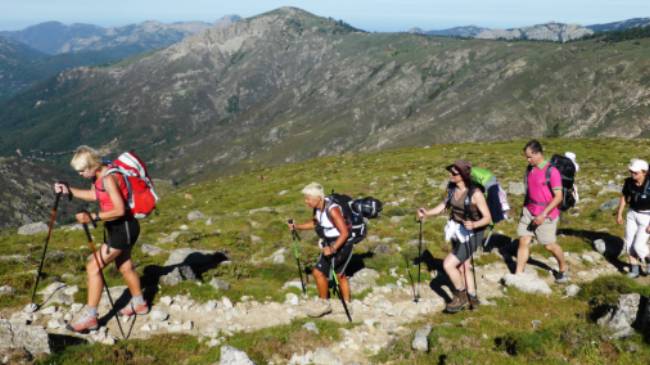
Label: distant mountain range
xmin=1 ymin=7 xmax=649 ymax=185
xmin=0 ymin=16 xmax=241 ymax=54
xmin=0 ymin=16 xmax=241 ymax=100
xmin=410 ymin=17 xmax=650 ymax=42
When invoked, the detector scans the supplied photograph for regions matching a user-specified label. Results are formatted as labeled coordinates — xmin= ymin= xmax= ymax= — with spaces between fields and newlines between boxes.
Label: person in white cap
xmin=616 ymin=158 xmax=650 ymax=278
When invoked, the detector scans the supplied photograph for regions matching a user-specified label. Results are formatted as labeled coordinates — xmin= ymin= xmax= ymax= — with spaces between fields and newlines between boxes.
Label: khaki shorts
xmin=517 ymin=207 xmax=558 ymax=245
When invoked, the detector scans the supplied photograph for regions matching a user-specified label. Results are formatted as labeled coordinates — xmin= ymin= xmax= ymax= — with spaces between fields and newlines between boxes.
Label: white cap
xmin=564 ymin=152 xmax=579 ymax=172
xmin=628 ymin=158 xmax=649 ymax=173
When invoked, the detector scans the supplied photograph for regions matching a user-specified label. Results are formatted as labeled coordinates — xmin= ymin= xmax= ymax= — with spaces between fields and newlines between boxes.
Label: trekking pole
xmin=288 ymin=219 xmax=306 ymax=295
xmin=404 ymin=255 xmax=418 ymax=303
xmin=329 ymin=254 xmax=352 ymax=322
xmin=30 ymin=183 xmax=72 ymax=309
xmin=81 ymin=211 xmax=126 ymax=340
xmin=467 ymin=232 xmax=479 ymax=307
xmin=415 ymin=219 xmax=423 ymax=303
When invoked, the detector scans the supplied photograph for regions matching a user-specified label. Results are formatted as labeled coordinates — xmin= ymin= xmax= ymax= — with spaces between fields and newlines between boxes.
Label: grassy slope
xmin=2 ymin=137 xmax=650 ymax=363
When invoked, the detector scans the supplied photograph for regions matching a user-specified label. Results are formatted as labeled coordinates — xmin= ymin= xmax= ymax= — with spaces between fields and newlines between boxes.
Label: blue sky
xmin=1 ymin=0 xmax=648 ymax=31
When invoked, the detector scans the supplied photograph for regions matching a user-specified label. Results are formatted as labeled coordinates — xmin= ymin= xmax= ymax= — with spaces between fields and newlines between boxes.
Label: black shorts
xmin=315 ymin=240 xmax=353 ymax=276
xmin=105 ymin=216 xmax=140 ymax=250
xmin=451 ymin=229 xmax=484 ymax=262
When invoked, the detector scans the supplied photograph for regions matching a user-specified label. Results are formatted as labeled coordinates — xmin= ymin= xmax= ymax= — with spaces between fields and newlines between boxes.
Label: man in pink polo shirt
xmin=516 ymin=140 xmax=569 ymax=283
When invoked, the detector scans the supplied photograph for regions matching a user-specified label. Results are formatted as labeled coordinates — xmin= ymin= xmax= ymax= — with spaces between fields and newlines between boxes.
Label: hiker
xmin=515 ymin=140 xmax=568 ymax=283
xmin=288 ymin=182 xmax=352 ymax=318
xmin=54 ymin=146 xmax=148 ymax=333
xmin=417 ymin=160 xmax=492 ymax=313
xmin=617 ymin=158 xmax=650 ymax=278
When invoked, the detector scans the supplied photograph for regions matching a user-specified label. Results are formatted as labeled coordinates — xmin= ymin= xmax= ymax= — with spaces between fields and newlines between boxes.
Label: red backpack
xmin=106 ymin=151 xmax=159 ymax=219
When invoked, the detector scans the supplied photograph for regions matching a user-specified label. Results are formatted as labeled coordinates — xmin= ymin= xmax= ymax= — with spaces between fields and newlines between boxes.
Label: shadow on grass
xmin=558 ymin=228 xmax=627 ymax=272
xmin=48 ymin=333 xmax=87 ymax=353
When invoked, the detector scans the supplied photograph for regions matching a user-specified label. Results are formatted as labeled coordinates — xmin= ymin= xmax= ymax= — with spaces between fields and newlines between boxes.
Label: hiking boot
xmin=445 ymin=289 xmax=468 ymax=313
xmin=553 ymin=270 xmax=570 ymax=284
xmin=627 ymin=265 xmax=640 ymax=279
xmin=119 ymin=301 xmax=149 ymax=317
xmin=66 ymin=313 xmax=98 ymax=333
xmin=307 ymin=299 xmax=332 ymax=318
xmin=467 ymin=293 xmax=480 ymax=309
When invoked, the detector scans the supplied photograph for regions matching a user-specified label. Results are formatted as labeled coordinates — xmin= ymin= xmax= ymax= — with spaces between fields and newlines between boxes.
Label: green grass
xmin=3 ymin=138 xmax=650 ymax=363
xmin=373 ymin=290 xmax=650 ymax=364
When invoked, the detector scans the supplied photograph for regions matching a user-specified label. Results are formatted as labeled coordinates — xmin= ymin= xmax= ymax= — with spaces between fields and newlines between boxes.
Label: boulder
xmin=187 ymin=210 xmax=206 ymax=221
xmin=210 ymin=278 xmax=231 ymax=291
xmin=349 ymin=268 xmax=380 ymax=293
xmin=599 ymin=198 xmax=619 ymax=211
xmin=160 ymin=248 xmax=226 ymax=285
xmin=0 ymin=320 xmax=50 ymax=355
xmin=565 ymin=284 xmax=581 ymax=297
xmin=593 ymin=239 xmax=607 ymax=254
xmin=597 ymin=293 xmax=641 ymax=339
xmin=267 ymin=248 xmax=286 ymax=264
xmin=411 ymin=324 xmax=432 ymax=352
xmin=0 ymin=285 xmax=15 ymax=296
xmin=501 ymin=272 xmax=552 ymax=295
xmin=219 ymin=345 xmax=255 ymax=365
xmin=18 ymin=222 xmax=49 ymax=235
xmin=140 ymin=244 xmax=165 ymax=256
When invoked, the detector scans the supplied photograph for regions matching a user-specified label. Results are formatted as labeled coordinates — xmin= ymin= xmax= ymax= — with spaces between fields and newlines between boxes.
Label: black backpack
xmin=524 ymin=154 xmax=577 ymax=211
xmin=317 ymin=192 xmax=383 ymax=244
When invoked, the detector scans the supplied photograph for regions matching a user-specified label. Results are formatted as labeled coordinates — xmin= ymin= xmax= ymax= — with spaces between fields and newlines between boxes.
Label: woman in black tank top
xmin=416 ymin=160 xmax=492 ymax=313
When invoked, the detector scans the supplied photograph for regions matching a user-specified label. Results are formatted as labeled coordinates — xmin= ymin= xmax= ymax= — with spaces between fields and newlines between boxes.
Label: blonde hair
xmin=301 ymin=182 xmax=324 ymax=198
xmin=70 ymin=145 xmax=102 ymax=172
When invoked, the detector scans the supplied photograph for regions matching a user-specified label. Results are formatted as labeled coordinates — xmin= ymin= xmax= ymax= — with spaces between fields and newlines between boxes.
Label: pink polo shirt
xmin=525 ymin=162 xmax=562 ymax=219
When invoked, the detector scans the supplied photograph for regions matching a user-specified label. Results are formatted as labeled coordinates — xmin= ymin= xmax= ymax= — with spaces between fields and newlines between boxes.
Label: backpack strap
xmin=463 ymin=186 xmax=478 ymax=221
xmin=105 ymin=166 xmax=134 ymax=210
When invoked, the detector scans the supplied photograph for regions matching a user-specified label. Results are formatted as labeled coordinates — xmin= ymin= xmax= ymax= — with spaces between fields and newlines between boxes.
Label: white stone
xmin=160 ymin=296 xmax=173 ymax=306
xmin=501 ymin=272 xmax=552 ymax=295
xmin=150 ymin=309 xmax=169 ymax=322
xmin=220 ymin=345 xmax=255 ymax=365
xmin=222 ymin=297 xmax=233 ymax=309
xmin=285 ymin=293 xmax=300 ymax=306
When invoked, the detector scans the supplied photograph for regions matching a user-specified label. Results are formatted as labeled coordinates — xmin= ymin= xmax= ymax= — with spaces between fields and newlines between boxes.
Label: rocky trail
xmin=3 ymin=236 xmax=646 ymax=365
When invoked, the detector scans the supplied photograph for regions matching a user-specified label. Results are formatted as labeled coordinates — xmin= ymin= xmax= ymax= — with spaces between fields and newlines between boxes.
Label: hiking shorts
xmin=451 ymin=229 xmax=484 ymax=262
xmin=315 ymin=240 xmax=353 ymax=276
xmin=517 ymin=207 xmax=558 ymax=245
xmin=105 ymin=216 xmax=140 ymax=250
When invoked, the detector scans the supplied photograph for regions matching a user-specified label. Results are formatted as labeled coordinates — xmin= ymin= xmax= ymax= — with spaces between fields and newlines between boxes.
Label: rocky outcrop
xmin=0 ymin=320 xmax=50 ymax=356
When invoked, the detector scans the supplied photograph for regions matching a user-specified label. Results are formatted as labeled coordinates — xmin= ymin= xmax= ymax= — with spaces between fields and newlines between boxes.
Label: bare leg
xmin=115 ymin=250 xmax=143 ymax=298
xmin=338 ymin=274 xmax=350 ymax=302
xmin=545 ymin=243 xmax=567 ymax=272
xmin=86 ymin=244 xmax=122 ymax=308
xmin=313 ymin=269 xmax=329 ymax=299
xmin=516 ymin=236 xmax=533 ymax=274
xmin=463 ymin=260 xmax=475 ymax=296
xmin=443 ymin=254 xmax=464 ymax=290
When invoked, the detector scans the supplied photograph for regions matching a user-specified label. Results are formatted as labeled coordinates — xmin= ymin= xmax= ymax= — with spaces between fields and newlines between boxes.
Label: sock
xmin=468 ymin=292 xmax=477 ymax=298
xmin=132 ymin=295 xmax=145 ymax=305
xmin=631 ymin=265 xmax=640 ymax=274
xmin=86 ymin=306 xmax=98 ymax=317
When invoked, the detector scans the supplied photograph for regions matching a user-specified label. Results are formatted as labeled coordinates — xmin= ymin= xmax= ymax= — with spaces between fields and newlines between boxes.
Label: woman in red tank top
xmin=53 ymin=145 xmax=148 ymax=333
